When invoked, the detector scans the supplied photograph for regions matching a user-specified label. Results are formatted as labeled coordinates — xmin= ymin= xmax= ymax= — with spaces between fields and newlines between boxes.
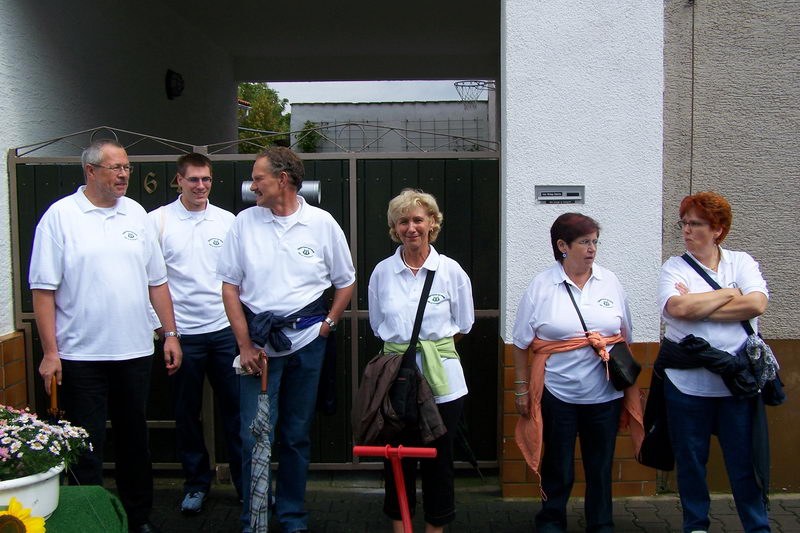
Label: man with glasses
xmin=30 ymin=139 xmax=181 ymax=533
xmin=218 ymin=146 xmax=355 ymax=533
xmin=149 ymin=153 xmax=242 ymax=514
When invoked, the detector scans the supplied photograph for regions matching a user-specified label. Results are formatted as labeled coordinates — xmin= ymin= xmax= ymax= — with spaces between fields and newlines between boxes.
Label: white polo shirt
xmin=216 ymin=196 xmax=355 ymax=357
xmin=29 ymin=186 xmax=167 ymax=361
xmin=658 ymin=248 xmax=769 ymax=397
xmin=512 ymin=262 xmax=632 ymax=404
xmin=368 ymin=246 xmax=474 ymax=403
xmin=149 ymin=198 xmax=234 ymax=335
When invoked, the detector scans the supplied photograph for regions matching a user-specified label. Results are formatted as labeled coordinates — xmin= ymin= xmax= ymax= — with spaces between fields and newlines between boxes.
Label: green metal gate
xmin=10 ymin=132 xmax=500 ymax=471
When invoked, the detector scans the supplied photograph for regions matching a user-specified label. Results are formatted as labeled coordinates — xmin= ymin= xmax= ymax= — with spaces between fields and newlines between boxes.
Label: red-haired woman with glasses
xmin=658 ymin=191 xmax=771 ymax=533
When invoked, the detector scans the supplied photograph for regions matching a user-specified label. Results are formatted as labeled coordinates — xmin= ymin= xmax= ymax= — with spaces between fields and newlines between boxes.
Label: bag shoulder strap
xmin=408 ymin=269 xmax=436 ymax=351
xmin=396 ymin=269 xmax=436 ymax=368
xmin=157 ymin=205 xmax=167 ymax=248
xmin=680 ymin=253 xmax=755 ymax=336
xmin=563 ymin=280 xmax=589 ymax=334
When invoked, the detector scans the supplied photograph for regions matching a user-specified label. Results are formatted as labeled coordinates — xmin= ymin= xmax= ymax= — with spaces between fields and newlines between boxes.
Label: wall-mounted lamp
xmin=165 ymin=69 xmax=184 ymax=100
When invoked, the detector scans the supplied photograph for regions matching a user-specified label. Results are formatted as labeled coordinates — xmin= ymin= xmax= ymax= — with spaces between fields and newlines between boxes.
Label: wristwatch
xmin=324 ymin=317 xmax=337 ymax=331
xmin=163 ymin=331 xmax=181 ymax=339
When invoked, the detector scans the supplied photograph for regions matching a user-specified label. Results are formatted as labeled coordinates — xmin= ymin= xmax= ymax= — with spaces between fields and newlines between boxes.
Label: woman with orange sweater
xmin=512 ymin=213 xmax=643 ymax=533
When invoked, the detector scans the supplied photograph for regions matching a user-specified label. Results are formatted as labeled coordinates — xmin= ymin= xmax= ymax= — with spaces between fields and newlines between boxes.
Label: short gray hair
xmin=81 ymin=139 xmax=124 ymax=170
xmin=256 ymin=146 xmax=304 ymax=191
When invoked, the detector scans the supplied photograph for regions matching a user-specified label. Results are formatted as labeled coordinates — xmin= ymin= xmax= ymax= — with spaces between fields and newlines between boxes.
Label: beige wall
xmin=663 ymin=0 xmax=800 ymax=339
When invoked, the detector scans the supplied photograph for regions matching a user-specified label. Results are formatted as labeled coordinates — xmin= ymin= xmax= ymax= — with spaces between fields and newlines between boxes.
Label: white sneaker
xmin=180 ymin=491 xmax=207 ymax=513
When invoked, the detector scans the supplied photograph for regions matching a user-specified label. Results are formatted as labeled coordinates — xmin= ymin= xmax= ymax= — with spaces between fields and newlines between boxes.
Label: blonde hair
xmin=387 ymin=189 xmax=443 ymax=243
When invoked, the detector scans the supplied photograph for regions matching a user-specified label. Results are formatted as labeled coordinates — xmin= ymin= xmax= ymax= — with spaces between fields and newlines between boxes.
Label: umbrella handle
xmin=50 ymin=375 xmax=58 ymax=410
xmin=48 ymin=375 xmax=64 ymax=419
xmin=259 ymin=351 xmax=268 ymax=393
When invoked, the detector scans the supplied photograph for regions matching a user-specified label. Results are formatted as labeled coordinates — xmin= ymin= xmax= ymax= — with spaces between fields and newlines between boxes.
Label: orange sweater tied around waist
xmin=514 ymin=334 xmax=644 ymax=488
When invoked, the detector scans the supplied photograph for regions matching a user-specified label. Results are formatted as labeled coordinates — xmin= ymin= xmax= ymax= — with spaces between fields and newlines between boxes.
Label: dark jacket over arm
xmin=640 ymin=335 xmax=770 ymax=506
xmin=352 ymin=351 xmax=446 ymax=446
xmin=655 ymin=335 xmax=758 ymax=398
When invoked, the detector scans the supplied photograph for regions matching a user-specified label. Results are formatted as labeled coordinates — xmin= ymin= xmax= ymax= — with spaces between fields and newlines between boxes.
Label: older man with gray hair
xmin=218 ymin=146 xmax=355 ymax=533
xmin=30 ymin=139 xmax=181 ymax=533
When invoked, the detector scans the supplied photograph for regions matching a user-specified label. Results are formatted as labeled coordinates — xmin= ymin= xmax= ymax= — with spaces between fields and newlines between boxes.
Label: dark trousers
xmin=664 ymin=376 xmax=770 ymax=533
xmin=170 ymin=326 xmax=242 ymax=497
xmin=383 ymin=396 xmax=465 ymax=527
xmin=536 ymin=387 xmax=622 ymax=533
xmin=61 ymin=355 xmax=154 ymax=528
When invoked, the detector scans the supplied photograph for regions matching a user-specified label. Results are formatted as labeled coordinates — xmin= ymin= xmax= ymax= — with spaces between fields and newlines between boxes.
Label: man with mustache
xmin=30 ymin=139 xmax=182 ymax=533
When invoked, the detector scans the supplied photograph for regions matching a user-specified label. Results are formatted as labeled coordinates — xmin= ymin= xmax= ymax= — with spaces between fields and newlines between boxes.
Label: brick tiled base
xmin=0 ymin=331 xmax=27 ymax=408
xmin=500 ymin=341 xmax=660 ymax=498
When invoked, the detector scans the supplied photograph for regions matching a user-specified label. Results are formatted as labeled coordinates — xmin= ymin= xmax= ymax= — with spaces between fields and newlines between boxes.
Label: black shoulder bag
xmin=680 ymin=253 xmax=785 ymax=406
xmin=388 ymin=269 xmax=436 ymax=424
xmin=564 ymin=280 xmax=641 ymax=390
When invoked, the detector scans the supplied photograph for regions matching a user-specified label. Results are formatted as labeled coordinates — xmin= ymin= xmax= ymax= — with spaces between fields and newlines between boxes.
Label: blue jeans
xmin=536 ymin=387 xmax=621 ymax=533
xmin=240 ymin=335 xmax=326 ymax=533
xmin=664 ymin=377 xmax=770 ymax=533
xmin=171 ymin=326 xmax=242 ymax=497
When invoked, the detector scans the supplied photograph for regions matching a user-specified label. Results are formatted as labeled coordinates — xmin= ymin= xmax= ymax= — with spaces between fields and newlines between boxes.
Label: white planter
xmin=0 ymin=462 xmax=64 ymax=519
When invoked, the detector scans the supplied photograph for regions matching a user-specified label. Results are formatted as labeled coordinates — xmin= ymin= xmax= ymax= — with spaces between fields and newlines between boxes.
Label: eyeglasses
xmin=677 ymin=220 xmax=708 ymax=230
xmin=575 ymin=239 xmax=600 ymax=247
xmin=184 ymin=177 xmax=212 ymax=184
xmin=91 ymin=163 xmax=133 ymax=173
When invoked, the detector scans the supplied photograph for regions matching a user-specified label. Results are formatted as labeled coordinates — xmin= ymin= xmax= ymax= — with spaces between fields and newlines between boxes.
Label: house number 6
xmin=144 ymin=172 xmax=158 ymax=194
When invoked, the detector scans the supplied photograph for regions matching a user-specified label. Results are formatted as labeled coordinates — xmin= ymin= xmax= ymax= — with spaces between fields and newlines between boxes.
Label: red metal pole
xmin=353 ymin=445 xmax=437 ymax=533
xmin=389 ymin=451 xmax=412 ymax=532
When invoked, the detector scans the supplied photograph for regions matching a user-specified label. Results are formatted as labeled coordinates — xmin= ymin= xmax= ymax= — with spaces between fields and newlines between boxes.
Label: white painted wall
xmin=501 ymin=1 xmax=664 ymax=342
xmin=0 ymin=0 xmax=237 ymax=335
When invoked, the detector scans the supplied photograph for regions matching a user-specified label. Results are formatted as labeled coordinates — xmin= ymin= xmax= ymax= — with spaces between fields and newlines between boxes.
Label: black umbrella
xmin=454 ymin=419 xmax=485 ymax=483
xmin=250 ymin=352 xmax=272 ymax=533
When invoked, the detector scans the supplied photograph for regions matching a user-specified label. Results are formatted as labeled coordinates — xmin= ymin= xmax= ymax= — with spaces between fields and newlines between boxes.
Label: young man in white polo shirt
xmin=149 ymin=153 xmax=241 ymax=514
xmin=30 ymin=139 xmax=182 ymax=533
xmin=217 ymin=147 xmax=355 ymax=533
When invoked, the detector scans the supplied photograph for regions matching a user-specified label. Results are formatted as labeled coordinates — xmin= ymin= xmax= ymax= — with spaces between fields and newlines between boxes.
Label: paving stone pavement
xmin=143 ymin=473 xmax=800 ymax=532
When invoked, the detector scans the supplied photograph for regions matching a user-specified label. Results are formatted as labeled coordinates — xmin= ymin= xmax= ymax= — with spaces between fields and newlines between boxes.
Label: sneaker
xmin=180 ymin=491 xmax=207 ymax=514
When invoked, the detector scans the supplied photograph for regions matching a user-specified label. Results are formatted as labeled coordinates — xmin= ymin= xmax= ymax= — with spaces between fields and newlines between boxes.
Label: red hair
xmin=550 ymin=213 xmax=600 ymax=262
xmin=679 ymin=192 xmax=732 ymax=244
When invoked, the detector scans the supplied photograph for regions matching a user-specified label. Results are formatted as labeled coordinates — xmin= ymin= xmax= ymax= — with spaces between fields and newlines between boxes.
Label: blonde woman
xmin=368 ymin=189 xmax=474 ymax=533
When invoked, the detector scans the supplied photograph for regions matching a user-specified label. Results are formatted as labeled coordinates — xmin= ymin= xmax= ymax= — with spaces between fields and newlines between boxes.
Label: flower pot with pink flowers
xmin=0 ymin=405 xmax=89 ymax=519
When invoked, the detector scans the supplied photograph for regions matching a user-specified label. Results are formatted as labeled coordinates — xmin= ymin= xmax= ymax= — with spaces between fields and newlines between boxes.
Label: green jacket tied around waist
xmin=383 ymin=336 xmax=459 ymax=396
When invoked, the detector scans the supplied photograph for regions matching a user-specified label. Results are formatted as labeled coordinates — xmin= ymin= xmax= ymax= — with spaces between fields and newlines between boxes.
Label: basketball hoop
xmin=454 ymin=80 xmax=495 ymax=110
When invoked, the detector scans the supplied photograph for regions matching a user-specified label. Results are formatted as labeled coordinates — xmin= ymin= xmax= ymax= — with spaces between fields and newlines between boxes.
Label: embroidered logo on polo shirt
xmin=122 ymin=230 xmax=138 ymax=241
xmin=597 ymin=298 xmax=613 ymax=308
xmin=297 ymin=246 xmax=315 ymax=258
xmin=427 ymin=293 xmax=447 ymax=304
xmin=208 ymin=238 xmax=223 ymax=248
